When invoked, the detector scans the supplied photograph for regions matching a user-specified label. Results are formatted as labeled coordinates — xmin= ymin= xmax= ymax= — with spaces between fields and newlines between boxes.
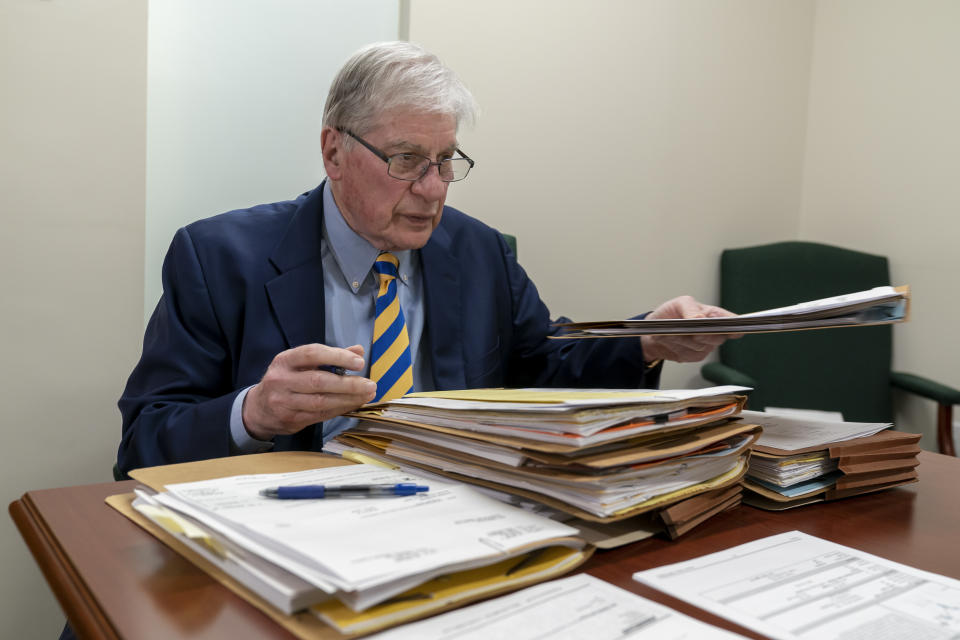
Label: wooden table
xmin=11 ymin=451 xmax=959 ymax=639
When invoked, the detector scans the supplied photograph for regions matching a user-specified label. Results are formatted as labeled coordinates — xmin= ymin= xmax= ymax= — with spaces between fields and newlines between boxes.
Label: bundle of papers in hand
xmin=124 ymin=461 xmax=591 ymax=635
xmin=739 ymin=410 xmax=921 ymax=509
xmin=553 ymin=285 xmax=909 ymax=337
xmin=331 ymin=386 xmax=758 ymax=539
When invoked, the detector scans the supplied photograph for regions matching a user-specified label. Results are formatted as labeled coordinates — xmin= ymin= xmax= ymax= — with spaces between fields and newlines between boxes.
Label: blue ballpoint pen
xmin=317 ymin=365 xmax=346 ymax=376
xmin=259 ymin=483 xmax=429 ymax=499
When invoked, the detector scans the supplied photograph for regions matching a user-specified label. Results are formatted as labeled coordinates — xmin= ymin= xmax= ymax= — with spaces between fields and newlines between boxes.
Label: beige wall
xmin=410 ymin=0 xmax=959 ymax=447
xmin=408 ymin=0 xmax=816 ymax=389
xmin=800 ymin=0 xmax=960 ymax=448
xmin=1 ymin=2 xmax=397 ymax=636
xmin=0 ymin=1 xmax=147 ymax=638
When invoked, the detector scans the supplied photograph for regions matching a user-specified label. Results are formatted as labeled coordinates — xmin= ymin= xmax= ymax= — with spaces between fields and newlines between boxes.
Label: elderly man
xmin=117 ymin=42 xmax=733 ymax=474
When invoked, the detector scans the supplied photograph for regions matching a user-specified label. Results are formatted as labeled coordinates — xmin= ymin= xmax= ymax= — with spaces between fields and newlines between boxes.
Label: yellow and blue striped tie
xmin=370 ymin=252 xmax=413 ymax=402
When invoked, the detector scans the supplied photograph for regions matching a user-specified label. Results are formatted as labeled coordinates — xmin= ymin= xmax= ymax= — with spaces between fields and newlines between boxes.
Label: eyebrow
xmin=383 ymin=139 xmax=459 ymax=157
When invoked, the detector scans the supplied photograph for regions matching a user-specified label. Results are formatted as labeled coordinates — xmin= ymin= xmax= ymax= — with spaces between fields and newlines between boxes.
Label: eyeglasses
xmin=339 ymin=128 xmax=475 ymax=182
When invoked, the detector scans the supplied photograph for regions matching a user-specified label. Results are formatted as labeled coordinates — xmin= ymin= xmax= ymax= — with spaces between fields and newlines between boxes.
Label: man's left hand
xmin=640 ymin=296 xmax=741 ymax=363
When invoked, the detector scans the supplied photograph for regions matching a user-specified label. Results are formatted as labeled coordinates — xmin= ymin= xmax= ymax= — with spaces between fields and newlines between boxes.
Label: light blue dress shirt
xmin=229 ymin=182 xmax=432 ymax=452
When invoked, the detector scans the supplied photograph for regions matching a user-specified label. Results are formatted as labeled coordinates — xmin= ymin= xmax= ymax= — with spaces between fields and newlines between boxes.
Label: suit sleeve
xmin=498 ymin=234 xmax=661 ymax=390
xmin=117 ymin=227 xmax=237 ymax=473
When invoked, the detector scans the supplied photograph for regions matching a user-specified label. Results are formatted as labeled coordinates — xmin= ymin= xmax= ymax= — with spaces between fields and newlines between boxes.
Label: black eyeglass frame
xmin=338 ymin=128 xmax=475 ymax=183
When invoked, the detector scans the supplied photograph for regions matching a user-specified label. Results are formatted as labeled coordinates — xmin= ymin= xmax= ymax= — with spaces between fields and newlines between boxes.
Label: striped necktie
xmin=370 ymin=252 xmax=414 ymax=402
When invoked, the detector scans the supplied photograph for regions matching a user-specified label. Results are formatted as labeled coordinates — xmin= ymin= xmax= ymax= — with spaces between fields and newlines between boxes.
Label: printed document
xmin=633 ymin=531 xmax=960 ymax=640
xmin=555 ymin=285 xmax=908 ymax=336
xmin=368 ymin=573 xmax=747 ymax=639
xmin=741 ymin=411 xmax=890 ymax=451
xmin=155 ymin=464 xmax=581 ymax=610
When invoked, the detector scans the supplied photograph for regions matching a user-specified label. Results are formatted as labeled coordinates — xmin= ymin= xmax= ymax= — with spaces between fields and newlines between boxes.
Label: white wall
xmin=408 ymin=0 xmax=816 ymax=389
xmin=800 ymin=0 xmax=960 ymax=449
xmin=0 ymin=2 xmax=147 ymax=638
xmin=146 ymin=0 xmax=399 ymax=319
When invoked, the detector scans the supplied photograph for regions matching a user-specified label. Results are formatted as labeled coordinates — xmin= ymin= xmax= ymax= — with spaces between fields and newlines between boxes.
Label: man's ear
xmin=321 ymin=127 xmax=344 ymax=180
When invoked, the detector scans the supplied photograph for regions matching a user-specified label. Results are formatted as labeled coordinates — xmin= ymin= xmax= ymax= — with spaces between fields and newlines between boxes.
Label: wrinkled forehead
xmin=360 ymin=104 xmax=458 ymax=133
xmin=363 ymin=109 xmax=459 ymax=151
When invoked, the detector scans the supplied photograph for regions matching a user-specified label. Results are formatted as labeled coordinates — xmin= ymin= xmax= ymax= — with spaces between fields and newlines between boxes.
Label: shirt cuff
xmin=230 ymin=386 xmax=275 ymax=454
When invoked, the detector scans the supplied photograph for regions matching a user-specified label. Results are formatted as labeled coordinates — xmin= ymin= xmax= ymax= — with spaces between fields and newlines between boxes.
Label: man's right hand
xmin=242 ymin=344 xmax=377 ymax=441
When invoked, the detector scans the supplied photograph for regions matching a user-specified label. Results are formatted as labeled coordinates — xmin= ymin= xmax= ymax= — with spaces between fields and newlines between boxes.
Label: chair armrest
xmin=890 ymin=372 xmax=960 ymax=406
xmin=701 ymin=362 xmax=758 ymax=389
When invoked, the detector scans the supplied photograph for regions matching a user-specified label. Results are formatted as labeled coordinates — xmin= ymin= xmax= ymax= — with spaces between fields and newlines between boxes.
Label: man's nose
xmin=411 ymin=164 xmax=448 ymax=199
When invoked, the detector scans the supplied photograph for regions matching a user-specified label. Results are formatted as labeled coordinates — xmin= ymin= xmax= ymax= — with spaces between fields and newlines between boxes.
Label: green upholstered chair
xmin=501 ymin=233 xmax=517 ymax=257
xmin=701 ymin=241 xmax=960 ymax=456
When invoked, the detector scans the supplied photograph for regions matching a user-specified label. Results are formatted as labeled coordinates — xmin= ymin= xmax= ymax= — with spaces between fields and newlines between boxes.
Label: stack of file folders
xmin=329 ymin=386 xmax=759 ymax=542
xmin=739 ymin=411 xmax=921 ymax=509
xmin=552 ymin=285 xmax=909 ymax=337
xmin=112 ymin=454 xmax=597 ymax=637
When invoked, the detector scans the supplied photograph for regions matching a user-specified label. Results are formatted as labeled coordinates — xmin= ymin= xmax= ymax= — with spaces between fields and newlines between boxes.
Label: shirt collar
xmin=322 ymin=182 xmax=416 ymax=293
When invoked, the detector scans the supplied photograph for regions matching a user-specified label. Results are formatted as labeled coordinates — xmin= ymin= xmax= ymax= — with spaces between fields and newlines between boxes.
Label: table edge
xmin=9 ymin=494 xmax=120 ymax=640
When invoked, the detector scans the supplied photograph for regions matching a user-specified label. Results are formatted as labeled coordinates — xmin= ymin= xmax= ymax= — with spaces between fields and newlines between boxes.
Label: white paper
xmin=380 ymin=394 xmax=747 ymax=446
xmin=368 ymin=573 xmax=747 ymax=639
xmin=764 ymin=407 xmax=844 ymax=421
xmin=747 ymin=453 xmax=837 ymax=487
xmin=157 ymin=465 xmax=581 ymax=610
xmin=390 ymin=386 xmax=751 ymax=413
xmin=371 ymin=433 xmax=752 ymax=517
xmin=741 ymin=410 xmax=890 ymax=450
xmin=560 ymin=286 xmax=907 ymax=336
xmin=736 ymin=286 xmax=898 ymax=319
xmin=358 ymin=422 xmax=527 ymax=467
xmin=132 ymin=489 xmax=329 ymax=613
xmin=634 ymin=531 xmax=960 ymax=640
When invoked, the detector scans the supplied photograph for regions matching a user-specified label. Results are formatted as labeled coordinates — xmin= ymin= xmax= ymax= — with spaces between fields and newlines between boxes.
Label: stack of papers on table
xmin=125 ymin=462 xmax=591 ymax=634
xmin=634 ymin=531 xmax=960 ymax=640
xmin=330 ymin=386 xmax=758 ymax=541
xmin=553 ymin=285 xmax=909 ymax=337
xmin=739 ymin=411 xmax=921 ymax=509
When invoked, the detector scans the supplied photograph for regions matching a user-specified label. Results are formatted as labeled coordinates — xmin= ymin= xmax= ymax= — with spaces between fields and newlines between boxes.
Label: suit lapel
xmin=266 ymin=186 xmax=327 ymax=350
xmin=264 ymin=186 xmax=328 ymax=451
xmin=421 ymin=218 xmax=465 ymax=390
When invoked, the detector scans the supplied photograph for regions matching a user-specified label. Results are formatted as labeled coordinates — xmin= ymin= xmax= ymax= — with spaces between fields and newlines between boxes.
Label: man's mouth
xmin=399 ymin=213 xmax=435 ymax=224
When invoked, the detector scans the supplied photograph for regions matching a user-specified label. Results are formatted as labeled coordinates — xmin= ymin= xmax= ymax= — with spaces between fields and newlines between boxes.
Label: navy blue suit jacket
xmin=118 ymin=185 xmax=658 ymax=473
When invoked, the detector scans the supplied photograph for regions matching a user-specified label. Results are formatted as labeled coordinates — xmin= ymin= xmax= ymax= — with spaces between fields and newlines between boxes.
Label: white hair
xmin=322 ymin=41 xmax=478 ymax=136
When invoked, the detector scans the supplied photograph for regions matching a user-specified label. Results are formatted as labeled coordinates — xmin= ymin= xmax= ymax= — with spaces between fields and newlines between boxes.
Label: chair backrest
xmin=718 ymin=241 xmax=893 ymax=421
xmin=501 ymin=233 xmax=517 ymax=257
